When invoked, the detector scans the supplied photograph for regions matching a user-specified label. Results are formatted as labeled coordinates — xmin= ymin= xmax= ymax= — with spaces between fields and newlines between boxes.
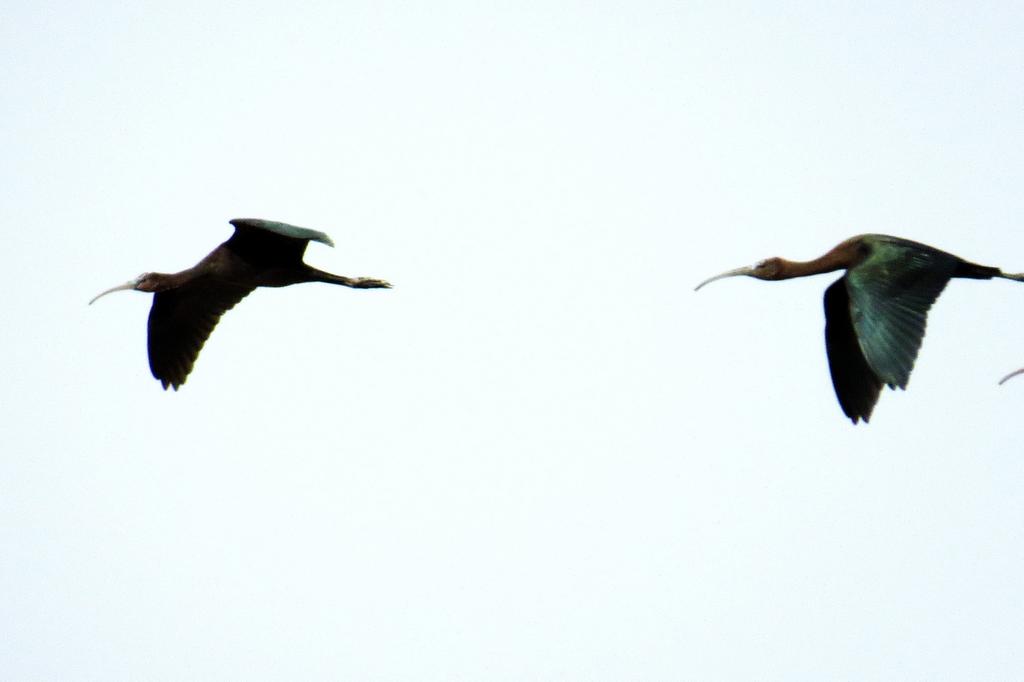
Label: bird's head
xmin=89 ymin=272 xmax=160 ymax=304
xmin=695 ymin=257 xmax=784 ymax=291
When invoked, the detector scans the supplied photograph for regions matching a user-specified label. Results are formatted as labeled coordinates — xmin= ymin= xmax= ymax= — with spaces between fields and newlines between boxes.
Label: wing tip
xmin=228 ymin=218 xmax=335 ymax=247
xmin=157 ymin=374 xmax=184 ymax=391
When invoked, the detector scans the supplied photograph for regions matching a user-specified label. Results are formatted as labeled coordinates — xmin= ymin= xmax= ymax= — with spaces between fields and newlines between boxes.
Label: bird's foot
xmin=352 ymin=277 xmax=392 ymax=289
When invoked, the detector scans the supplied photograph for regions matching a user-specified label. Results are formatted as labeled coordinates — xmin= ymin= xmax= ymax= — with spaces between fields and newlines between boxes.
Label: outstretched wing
xmin=226 ymin=218 xmax=334 ymax=267
xmin=845 ymin=238 xmax=958 ymax=390
xmin=147 ymin=279 xmax=254 ymax=390
xmin=824 ymin=278 xmax=883 ymax=423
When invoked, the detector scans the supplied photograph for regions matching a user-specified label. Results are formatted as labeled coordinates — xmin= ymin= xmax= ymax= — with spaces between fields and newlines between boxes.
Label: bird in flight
xmin=91 ymin=218 xmax=391 ymax=390
xmin=696 ymin=234 xmax=1023 ymax=423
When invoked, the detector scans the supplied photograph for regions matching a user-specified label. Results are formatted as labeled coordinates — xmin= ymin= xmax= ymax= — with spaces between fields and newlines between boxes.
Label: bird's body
xmin=91 ymin=218 xmax=390 ymax=390
xmin=696 ymin=234 xmax=1023 ymax=423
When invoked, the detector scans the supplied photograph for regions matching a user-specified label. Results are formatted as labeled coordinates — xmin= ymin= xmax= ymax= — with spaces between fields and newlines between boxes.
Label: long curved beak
xmin=89 ymin=280 xmax=139 ymax=305
xmin=998 ymin=367 xmax=1024 ymax=385
xmin=694 ymin=266 xmax=754 ymax=291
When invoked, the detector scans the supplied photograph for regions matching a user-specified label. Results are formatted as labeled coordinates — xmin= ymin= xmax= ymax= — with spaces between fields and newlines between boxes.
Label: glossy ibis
xmin=695 ymin=235 xmax=1024 ymax=423
xmin=91 ymin=218 xmax=391 ymax=390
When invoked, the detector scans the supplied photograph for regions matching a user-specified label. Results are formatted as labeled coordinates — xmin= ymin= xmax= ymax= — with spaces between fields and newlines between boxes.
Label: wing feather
xmin=824 ymin=278 xmax=883 ymax=423
xmin=226 ymin=219 xmax=334 ymax=268
xmin=845 ymin=243 xmax=957 ymax=388
xmin=147 ymin=280 xmax=254 ymax=390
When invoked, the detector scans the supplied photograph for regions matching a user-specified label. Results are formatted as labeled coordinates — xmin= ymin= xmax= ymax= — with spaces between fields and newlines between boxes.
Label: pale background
xmin=4 ymin=1 xmax=1024 ymax=679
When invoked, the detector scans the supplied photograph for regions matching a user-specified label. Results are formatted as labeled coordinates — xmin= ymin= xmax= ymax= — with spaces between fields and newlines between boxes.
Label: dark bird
xmin=91 ymin=218 xmax=391 ymax=390
xmin=695 ymin=235 xmax=1024 ymax=423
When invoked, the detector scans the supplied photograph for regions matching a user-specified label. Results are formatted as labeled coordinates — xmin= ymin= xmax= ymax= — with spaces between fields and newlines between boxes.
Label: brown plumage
xmin=696 ymin=235 xmax=1024 ymax=423
xmin=91 ymin=218 xmax=391 ymax=389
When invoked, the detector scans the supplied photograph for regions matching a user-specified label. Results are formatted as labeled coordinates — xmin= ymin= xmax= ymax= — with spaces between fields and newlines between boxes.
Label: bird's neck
xmin=776 ymin=244 xmax=855 ymax=280
xmin=147 ymin=268 xmax=202 ymax=292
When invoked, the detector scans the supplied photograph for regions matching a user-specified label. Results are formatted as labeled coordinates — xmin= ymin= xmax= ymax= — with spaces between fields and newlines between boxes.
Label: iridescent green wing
xmin=844 ymin=237 xmax=959 ymax=389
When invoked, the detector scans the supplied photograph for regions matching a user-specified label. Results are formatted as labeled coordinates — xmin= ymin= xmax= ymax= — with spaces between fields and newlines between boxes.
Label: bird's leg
xmin=307 ymin=267 xmax=392 ymax=289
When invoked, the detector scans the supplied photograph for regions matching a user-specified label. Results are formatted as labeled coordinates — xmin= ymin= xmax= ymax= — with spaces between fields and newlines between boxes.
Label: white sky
xmin=4 ymin=1 xmax=1024 ymax=679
